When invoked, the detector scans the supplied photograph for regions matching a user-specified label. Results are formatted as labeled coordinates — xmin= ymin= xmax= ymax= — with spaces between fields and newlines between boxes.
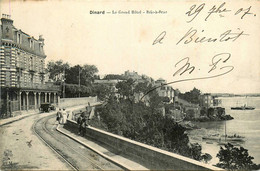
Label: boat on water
xmin=202 ymin=134 xmax=245 ymax=142
xmin=231 ymin=105 xmax=255 ymax=110
xmin=231 ymin=101 xmax=255 ymax=110
xmin=202 ymin=121 xmax=245 ymax=142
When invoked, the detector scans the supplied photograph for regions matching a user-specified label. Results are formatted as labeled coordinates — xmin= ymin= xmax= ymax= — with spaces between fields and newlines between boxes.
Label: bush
xmin=96 ymin=96 xmax=205 ymax=161
xmin=216 ymin=143 xmax=260 ymax=170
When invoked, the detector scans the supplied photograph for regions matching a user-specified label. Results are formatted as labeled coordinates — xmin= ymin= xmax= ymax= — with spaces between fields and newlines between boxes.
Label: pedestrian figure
xmin=77 ymin=113 xmax=83 ymax=135
xmin=56 ymin=109 xmax=62 ymax=124
xmin=86 ymin=102 xmax=92 ymax=118
xmin=62 ymin=108 xmax=67 ymax=124
xmin=81 ymin=116 xmax=87 ymax=136
xmin=67 ymin=111 xmax=70 ymax=120
xmin=71 ymin=111 xmax=75 ymax=121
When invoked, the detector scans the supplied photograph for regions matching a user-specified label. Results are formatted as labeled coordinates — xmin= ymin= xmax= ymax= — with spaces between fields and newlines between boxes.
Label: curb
xmin=0 ymin=113 xmax=39 ymax=127
xmin=56 ymin=125 xmax=134 ymax=171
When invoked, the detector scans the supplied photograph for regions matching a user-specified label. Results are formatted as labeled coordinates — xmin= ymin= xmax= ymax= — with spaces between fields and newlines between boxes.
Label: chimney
xmin=39 ymin=35 xmax=45 ymax=44
xmin=1 ymin=14 xmax=14 ymax=40
xmin=2 ymin=14 xmax=12 ymax=19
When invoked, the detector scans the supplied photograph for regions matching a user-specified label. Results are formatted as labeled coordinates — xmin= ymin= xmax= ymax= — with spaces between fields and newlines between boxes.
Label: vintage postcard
xmin=0 ymin=0 xmax=260 ymax=170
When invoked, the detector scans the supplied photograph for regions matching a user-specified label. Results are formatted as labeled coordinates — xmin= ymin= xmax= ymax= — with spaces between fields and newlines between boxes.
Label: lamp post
xmin=79 ymin=67 xmax=81 ymax=97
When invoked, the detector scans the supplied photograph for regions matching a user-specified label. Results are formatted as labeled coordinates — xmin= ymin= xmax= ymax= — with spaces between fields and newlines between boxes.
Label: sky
xmin=0 ymin=0 xmax=259 ymax=94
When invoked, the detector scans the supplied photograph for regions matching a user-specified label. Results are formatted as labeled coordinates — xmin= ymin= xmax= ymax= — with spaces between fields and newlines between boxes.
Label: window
xmin=17 ymin=34 xmax=20 ymax=44
xmin=30 ymin=57 xmax=33 ymax=70
xmin=29 ymin=39 xmax=34 ymax=49
xmin=31 ymin=73 xmax=33 ymax=83
xmin=39 ymin=43 xmax=43 ymax=52
xmin=40 ymin=60 xmax=44 ymax=72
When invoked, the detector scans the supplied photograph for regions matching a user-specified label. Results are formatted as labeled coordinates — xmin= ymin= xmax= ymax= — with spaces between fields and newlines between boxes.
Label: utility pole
xmin=79 ymin=67 xmax=81 ymax=97
xmin=63 ymin=68 xmax=65 ymax=98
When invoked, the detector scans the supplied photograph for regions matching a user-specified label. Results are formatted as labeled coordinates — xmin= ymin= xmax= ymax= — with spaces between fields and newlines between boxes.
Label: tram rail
xmin=32 ymin=115 xmax=120 ymax=170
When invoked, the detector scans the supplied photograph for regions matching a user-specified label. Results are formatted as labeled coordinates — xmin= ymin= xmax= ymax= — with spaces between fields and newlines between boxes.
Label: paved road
xmin=0 ymin=111 xmax=123 ymax=170
xmin=0 ymin=112 xmax=70 ymax=170
xmin=33 ymin=115 xmax=123 ymax=170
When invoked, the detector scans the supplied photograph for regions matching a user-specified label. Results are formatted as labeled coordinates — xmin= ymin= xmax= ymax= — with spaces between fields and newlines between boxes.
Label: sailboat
xmin=217 ymin=121 xmax=245 ymax=145
xmin=202 ymin=121 xmax=245 ymax=143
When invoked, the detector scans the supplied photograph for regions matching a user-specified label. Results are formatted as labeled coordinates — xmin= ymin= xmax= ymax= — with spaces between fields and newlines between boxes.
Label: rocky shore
xmin=190 ymin=114 xmax=234 ymax=122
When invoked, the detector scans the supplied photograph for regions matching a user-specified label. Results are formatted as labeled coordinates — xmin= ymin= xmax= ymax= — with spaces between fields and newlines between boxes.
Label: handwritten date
xmin=186 ymin=2 xmax=256 ymax=23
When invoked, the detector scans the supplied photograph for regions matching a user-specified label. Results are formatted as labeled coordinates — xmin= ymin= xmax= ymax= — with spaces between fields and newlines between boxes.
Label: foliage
xmin=47 ymin=60 xmax=100 ymax=98
xmin=104 ymin=74 xmax=126 ymax=80
xmin=185 ymin=109 xmax=195 ymax=120
xmin=47 ymin=60 xmax=70 ymax=80
xmin=134 ymin=81 xmax=152 ymax=94
xmin=93 ymin=84 xmax=113 ymax=101
xmin=64 ymin=84 xmax=93 ymax=98
xmin=94 ymin=85 xmax=205 ymax=162
xmin=179 ymin=87 xmax=201 ymax=104
xmin=65 ymin=64 xmax=98 ymax=86
xmin=216 ymin=143 xmax=260 ymax=170
xmin=201 ymin=153 xmax=212 ymax=163
xmin=47 ymin=61 xmax=98 ymax=86
xmin=116 ymin=78 xmax=135 ymax=99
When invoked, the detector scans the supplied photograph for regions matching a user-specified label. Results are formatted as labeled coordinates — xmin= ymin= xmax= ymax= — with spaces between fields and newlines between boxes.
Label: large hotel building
xmin=0 ymin=14 xmax=60 ymax=117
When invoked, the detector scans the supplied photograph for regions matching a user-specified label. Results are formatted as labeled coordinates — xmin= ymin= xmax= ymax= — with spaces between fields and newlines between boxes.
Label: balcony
xmin=17 ymin=83 xmax=60 ymax=91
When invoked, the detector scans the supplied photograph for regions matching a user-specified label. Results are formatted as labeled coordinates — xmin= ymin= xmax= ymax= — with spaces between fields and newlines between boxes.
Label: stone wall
xmin=59 ymin=96 xmax=97 ymax=109
xmin=65 ymin=119 xmax=220 ymax=170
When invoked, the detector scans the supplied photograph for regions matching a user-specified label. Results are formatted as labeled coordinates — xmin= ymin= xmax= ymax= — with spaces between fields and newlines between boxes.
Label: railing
xmin=18 ymin=83 xmax=60 ymax=91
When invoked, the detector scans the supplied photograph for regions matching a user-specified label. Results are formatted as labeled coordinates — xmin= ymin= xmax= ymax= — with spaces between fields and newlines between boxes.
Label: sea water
xmin=187 ymin=96 xmax=260 ymax=165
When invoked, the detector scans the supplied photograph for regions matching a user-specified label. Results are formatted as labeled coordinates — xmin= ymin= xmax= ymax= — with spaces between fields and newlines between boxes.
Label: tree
xmin=134 ymin=81 xmax=152 ymax=94
xmin=66 ymin=64 xmax=98 ymax=86
xmin=202 ymin=153 xmax=212 ymax=163
xmin=91 ymin=81 xmax=206 ymax=162
xmin=82 ymin=64 xmax=99 ymax=85
xmin=47 ymin=60 xmax=70 ymax=80
xmin=116 ymin=78 xmax=135 ymax=99
xmin=93 ymin=84 xmax=113 ymax=101
xmin=104 ymin=74 xmax=126 ymax=80
xmin=65 ymin=84 xmax=92 ymax=98
xmin=97 ymin=96 xmax=127 ymax=135
xmin=216 ymin=143 xmax=260 ymax=170
xmin=179 ymin=87 xmax=201 ymax=104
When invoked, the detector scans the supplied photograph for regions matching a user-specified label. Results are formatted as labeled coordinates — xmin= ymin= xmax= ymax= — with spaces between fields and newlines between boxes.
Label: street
xmin=0 ymin=111 xmax=122 ymax=170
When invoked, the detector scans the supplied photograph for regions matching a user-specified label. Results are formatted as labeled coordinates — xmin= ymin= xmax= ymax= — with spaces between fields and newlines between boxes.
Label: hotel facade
xmin=0 ymin=14 xmax=60 ymax=117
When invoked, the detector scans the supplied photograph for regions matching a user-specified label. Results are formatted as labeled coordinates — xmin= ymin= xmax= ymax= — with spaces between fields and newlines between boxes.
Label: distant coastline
xmin=211 ymin=93 xmax=260 ymax=97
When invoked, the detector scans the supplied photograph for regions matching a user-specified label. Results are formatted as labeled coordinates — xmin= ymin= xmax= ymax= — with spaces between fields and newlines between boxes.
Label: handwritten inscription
xmin=152 ymin=31 xmax=166 ymax=45
xmin=147 ymin=2 xmax=256 ymax=99
xmin=186 ymin=2 xmax=256 ymax=23
xmin=141 ymin=53 xmax=234 ymax=100
xmin=176 ymin=28 xmax=249 ymax=45
xmin=172 ymin=53 xmax=234 ymax=77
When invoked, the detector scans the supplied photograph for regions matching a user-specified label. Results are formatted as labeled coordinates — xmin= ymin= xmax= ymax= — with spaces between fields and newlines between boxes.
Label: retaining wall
xmin=64 ymin=119 xmax=221 ymax=170
xmin=59 ymin=96 xmax=97 ymax=108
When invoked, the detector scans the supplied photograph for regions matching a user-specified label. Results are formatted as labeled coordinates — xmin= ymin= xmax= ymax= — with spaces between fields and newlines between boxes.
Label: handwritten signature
xmin=140 ymin=53 xmax=234 ymax=100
